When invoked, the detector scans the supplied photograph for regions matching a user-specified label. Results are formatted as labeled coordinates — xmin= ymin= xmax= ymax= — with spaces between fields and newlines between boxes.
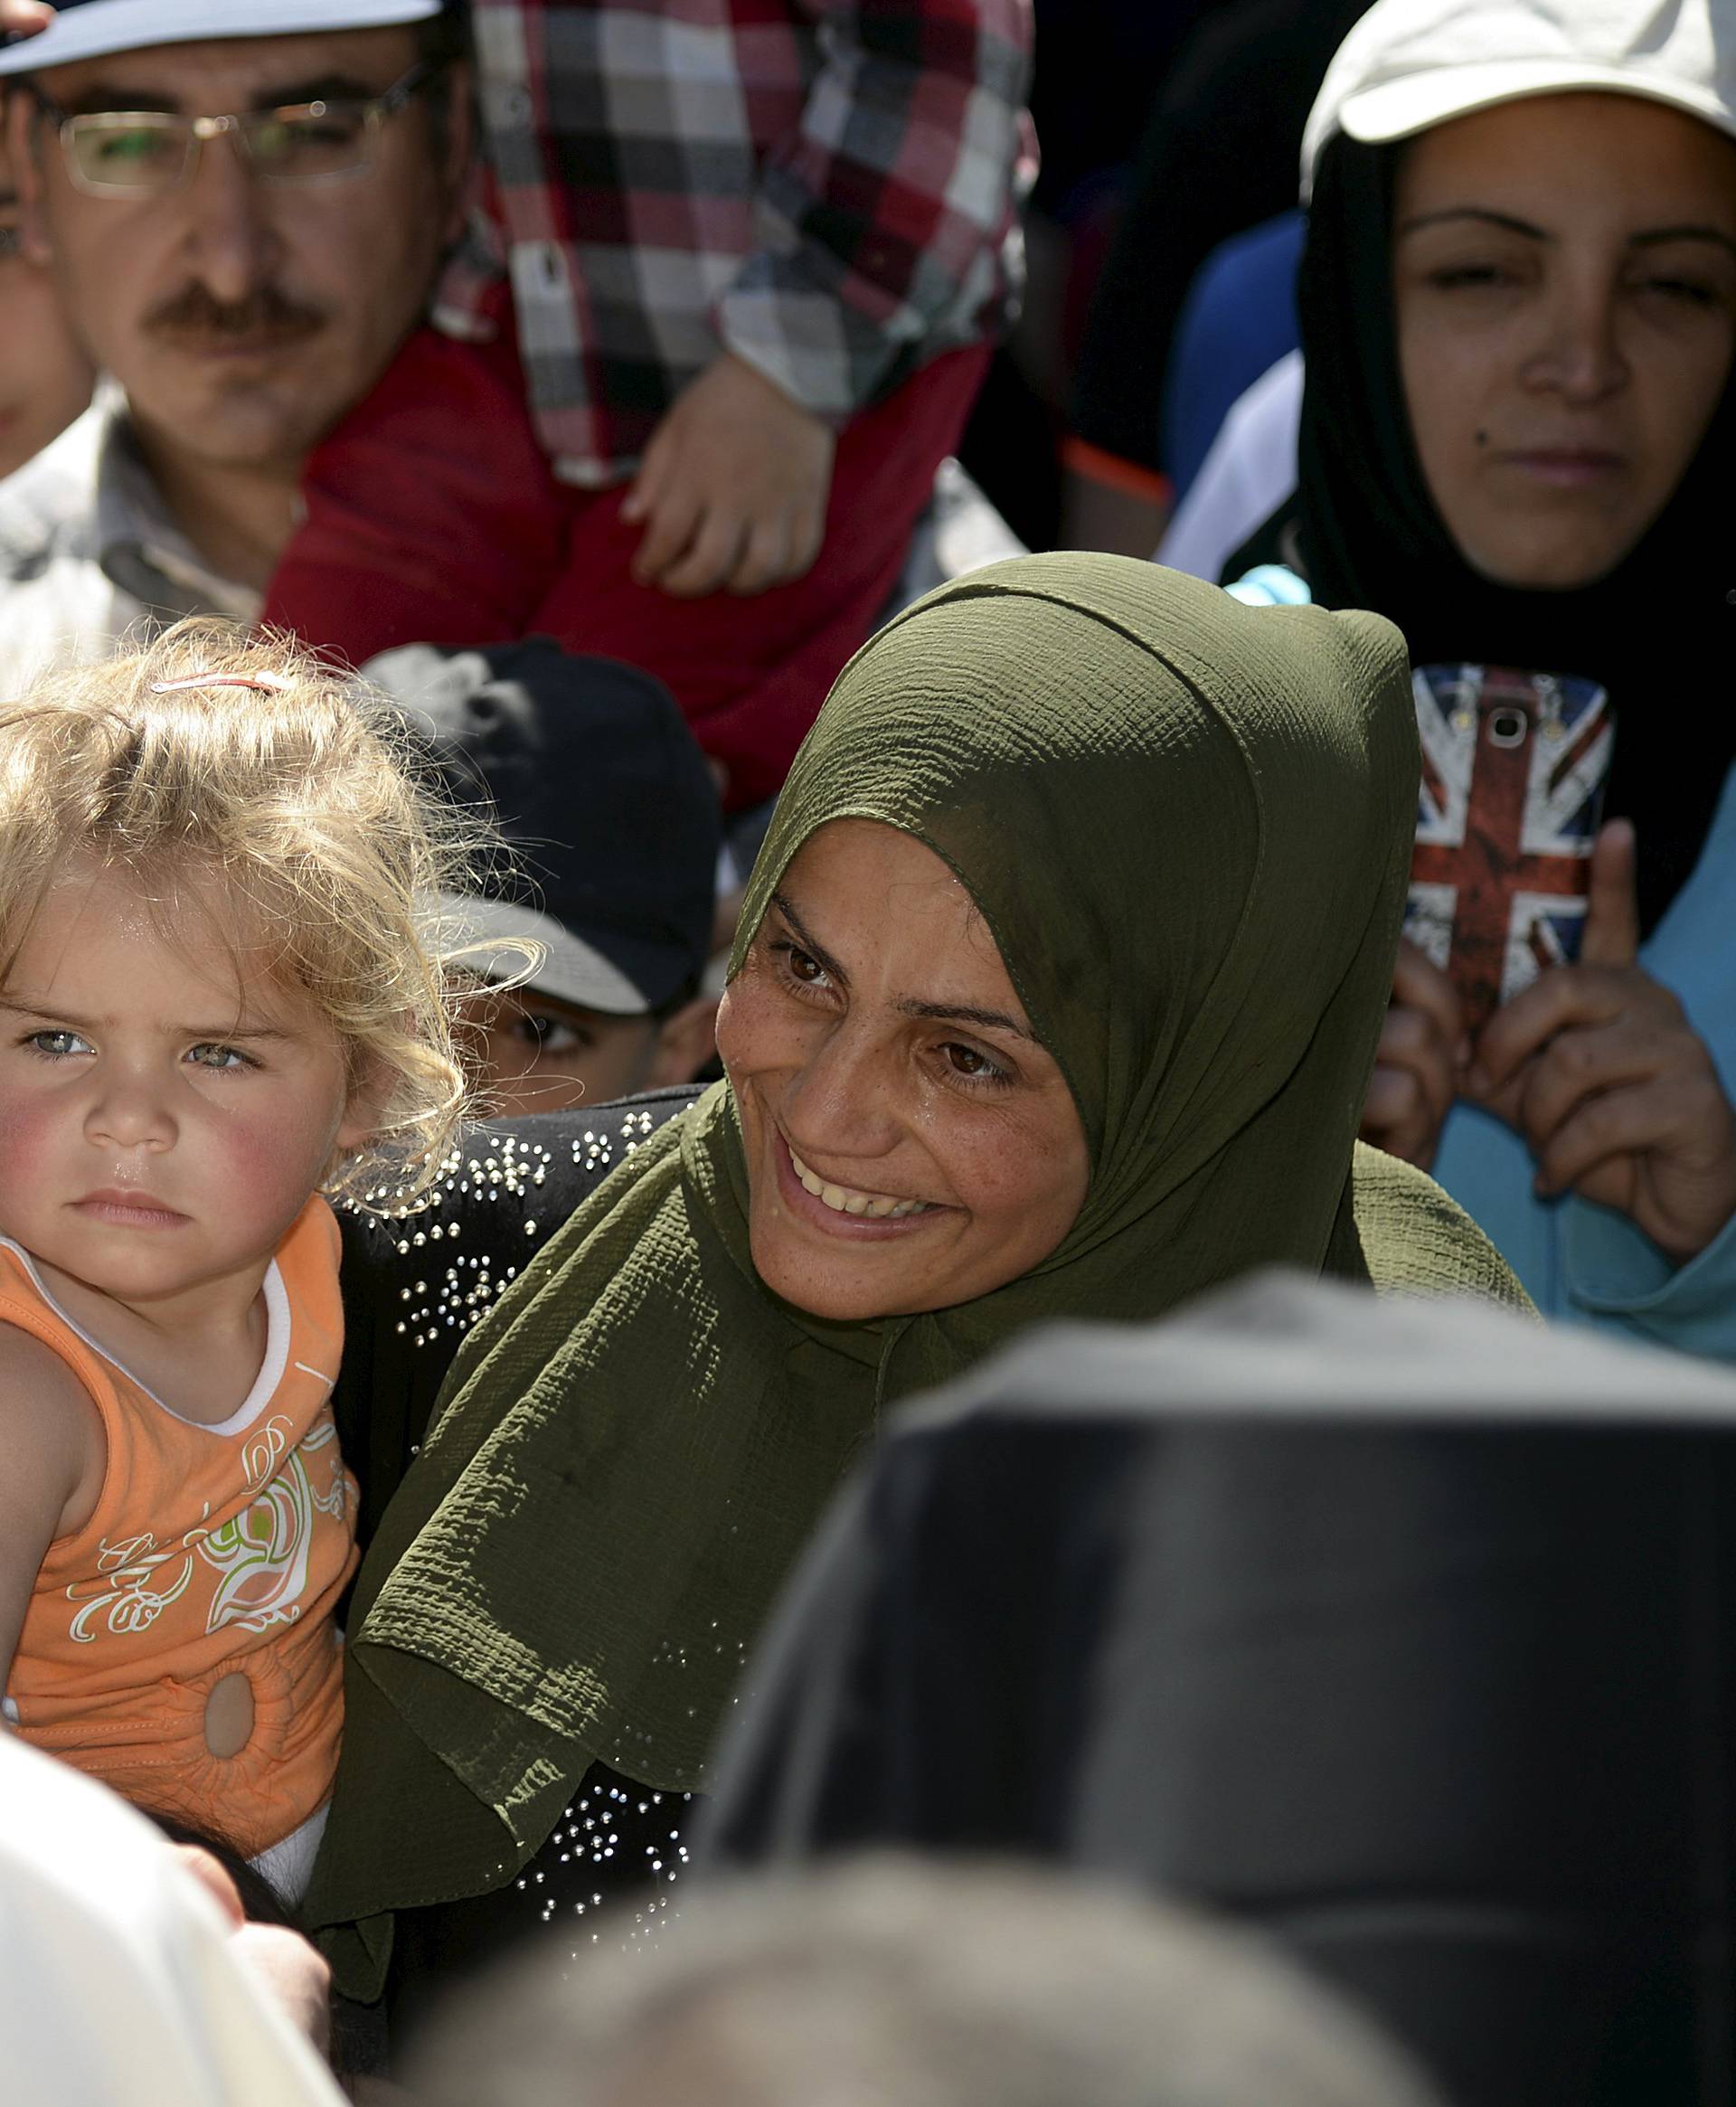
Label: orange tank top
xmin=2 ymin=1198 xmax=358 ymax=1860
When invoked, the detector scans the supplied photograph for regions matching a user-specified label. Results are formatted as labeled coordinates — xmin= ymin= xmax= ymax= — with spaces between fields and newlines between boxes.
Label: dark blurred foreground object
xmin=406 ymin=1854 xmax=1441 ymax=2107
xmin=704 ymin=1273 xmax=1736 ymax=2107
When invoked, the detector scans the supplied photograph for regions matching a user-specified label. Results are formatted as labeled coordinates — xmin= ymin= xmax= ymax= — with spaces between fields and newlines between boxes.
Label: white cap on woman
xmin=1304 ymin=0 xmax=1736 ymax=192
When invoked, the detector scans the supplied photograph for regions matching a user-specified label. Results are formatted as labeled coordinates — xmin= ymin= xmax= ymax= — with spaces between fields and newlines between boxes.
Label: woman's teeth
xmin=788 ymin=1146 xmax=931 ymax=1218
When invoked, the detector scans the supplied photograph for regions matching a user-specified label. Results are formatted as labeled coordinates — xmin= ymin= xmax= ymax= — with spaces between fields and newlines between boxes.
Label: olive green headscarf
xmin=309 ymin=555 xmax=1514 ymax=1984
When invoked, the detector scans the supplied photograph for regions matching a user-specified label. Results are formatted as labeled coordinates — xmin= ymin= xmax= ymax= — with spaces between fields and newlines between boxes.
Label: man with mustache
xmin=0 ymin=0 xmax=471 ymax=679
xmin=0 ymin=0 xmax=1033 ymax=825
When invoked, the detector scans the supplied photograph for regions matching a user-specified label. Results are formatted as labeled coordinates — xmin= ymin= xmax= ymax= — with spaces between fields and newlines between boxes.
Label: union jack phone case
xmin=1403 ymin=665 xmax=1614 ymax=1039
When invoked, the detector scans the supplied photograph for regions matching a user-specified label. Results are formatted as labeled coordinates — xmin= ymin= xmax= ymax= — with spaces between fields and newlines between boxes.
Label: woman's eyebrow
xmin=769 ymin=893 xmax=1033 ymax=1040
xmin=1628 ymin=223 xmax=1736 ymax=259
xmin=1396 ymin=207 xmax=1549 ymax=241
xmin=769 ymin=892 xmax=847 ymax=983
xmin=1394 ymin=210 xmax=1736 ymax=262
xmin=896 ymin=997 xmax=1035 ymax=1043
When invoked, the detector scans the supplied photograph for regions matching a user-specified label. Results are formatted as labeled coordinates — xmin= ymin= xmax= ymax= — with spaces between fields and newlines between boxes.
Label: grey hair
xmin=405 ymin=1855 xmax=1443 ymax=2107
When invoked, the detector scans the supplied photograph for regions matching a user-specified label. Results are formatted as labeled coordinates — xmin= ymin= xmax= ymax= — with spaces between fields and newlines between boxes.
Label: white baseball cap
xmin=1302 ymin=0 xmax=1736 ymax=197
xmin=0 ymin=0 xmax=443 ymax=76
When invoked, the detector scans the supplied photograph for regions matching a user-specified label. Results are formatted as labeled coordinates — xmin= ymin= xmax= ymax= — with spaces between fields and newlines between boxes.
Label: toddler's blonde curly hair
xmin=0 ymin=619 xmax=531 ymax=1211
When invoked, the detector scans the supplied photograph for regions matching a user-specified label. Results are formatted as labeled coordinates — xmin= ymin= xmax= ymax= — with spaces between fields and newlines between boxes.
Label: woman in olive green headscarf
xmin=308 ymin=553 xmax=1521 ymax=2008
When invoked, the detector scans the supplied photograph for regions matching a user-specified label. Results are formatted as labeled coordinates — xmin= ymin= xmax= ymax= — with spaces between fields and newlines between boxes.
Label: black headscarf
xmin=1231 ymin=136 xmax=1736 ymax=937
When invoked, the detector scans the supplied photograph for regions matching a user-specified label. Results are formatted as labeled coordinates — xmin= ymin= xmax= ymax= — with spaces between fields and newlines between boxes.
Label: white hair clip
xmin=148 ymin=672 xmax=296 ymax=696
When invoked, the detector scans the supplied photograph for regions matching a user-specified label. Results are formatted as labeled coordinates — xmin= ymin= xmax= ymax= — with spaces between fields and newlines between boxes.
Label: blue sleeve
xmin=1432 ymin=1099 xmax=1736 ymax=1366
xmin=1561 ymin=1195 xmax=1736 ymax=1362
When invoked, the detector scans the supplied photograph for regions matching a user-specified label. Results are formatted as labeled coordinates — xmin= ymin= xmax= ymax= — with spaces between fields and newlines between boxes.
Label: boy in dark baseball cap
xmin=367 ymin=638 xmax=722 ymax=1113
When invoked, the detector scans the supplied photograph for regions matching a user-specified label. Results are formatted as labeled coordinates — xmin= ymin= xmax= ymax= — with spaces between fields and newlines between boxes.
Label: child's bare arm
xmin=0 ymin=1328 xmax=104 ymax=1695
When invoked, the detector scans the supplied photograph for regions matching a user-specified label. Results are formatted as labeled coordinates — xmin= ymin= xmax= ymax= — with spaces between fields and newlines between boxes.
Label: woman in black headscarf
xmin=1229 ymin=0 xmax=1736 ymax=1356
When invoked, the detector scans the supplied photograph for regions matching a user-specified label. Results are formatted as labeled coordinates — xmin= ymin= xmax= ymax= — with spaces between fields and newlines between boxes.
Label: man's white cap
xmin=0 ymin=0 xmax=442 ymax=76
xmin=1301 ymin=0 xmax=1736 ymax=198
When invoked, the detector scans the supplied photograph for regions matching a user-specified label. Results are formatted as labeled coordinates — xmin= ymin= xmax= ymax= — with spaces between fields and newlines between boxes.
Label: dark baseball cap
xmin=0 ymin=1 xmax=444 ymax=71
xmin=366 ymin=639 xmax=722 ymax=1017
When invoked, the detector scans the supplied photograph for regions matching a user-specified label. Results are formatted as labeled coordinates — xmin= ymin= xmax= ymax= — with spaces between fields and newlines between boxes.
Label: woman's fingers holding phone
xmin=1468 ymin=966 xmax=1673 ymax=1147
xmin=1472 ymin=968 xmax=1736 ymax=1256
xmin=1517 ymin=1015 xmax=1687 ymax=1170
xmin=1362 ymin=1052 xmax=1437 ymax=1167
xmin=1468 ymin=821 xmax=1641 ymax=1105
xmin=1530 ymin=1058 xmax=1736 ymax=1258
xmin=1466 ymin=961 xmax=1641 ymax=1104
xmin=1579 ymin=818 xmax=1642 ymax=970
xmin=1358 ymin=940 xmax=1465 ymax=1168
xmin=1392 ymin=938 xmax=1470 ymax=1064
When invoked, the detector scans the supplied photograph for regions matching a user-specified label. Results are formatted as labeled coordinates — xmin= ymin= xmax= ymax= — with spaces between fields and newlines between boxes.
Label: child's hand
xmin=0 ymin=3 xmax=52 ymax=35
xmin=174 ymin=1845 xmax=333 ymax=2057
xmin=624 ymin=353 xmax=836 ymax=599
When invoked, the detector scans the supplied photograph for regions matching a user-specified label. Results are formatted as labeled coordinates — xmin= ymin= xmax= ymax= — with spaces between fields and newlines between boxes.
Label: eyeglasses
xmin=27 ymin=59 xmax=447 ymax=199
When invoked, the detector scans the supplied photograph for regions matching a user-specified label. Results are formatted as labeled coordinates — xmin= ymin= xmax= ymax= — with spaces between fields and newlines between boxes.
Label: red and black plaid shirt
xmin=436 ymin=0 xmax=1034 ymax=486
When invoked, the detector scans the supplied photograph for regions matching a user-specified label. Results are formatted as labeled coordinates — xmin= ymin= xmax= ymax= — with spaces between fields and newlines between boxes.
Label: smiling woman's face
xmin=1393 ymin=92 xmax=1736 ymax=589
xmin=715 ymin=818 xmax=1090 ymax=1323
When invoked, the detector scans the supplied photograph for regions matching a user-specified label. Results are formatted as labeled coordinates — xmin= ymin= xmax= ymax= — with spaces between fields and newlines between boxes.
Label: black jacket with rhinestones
xmin=332 ymin=1089 xmax=700 ymax=1554
xmin=331 ymin=1088 xmax=702 ymax=2026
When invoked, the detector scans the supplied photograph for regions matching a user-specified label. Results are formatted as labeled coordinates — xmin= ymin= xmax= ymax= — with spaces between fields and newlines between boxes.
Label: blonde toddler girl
xmin=0 ymin=620 xmax=514 ymax=1904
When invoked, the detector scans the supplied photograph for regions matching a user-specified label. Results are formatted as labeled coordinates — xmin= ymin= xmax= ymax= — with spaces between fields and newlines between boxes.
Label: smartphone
xmin=1402 ymin=665 xmax=1614 ymax=1040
